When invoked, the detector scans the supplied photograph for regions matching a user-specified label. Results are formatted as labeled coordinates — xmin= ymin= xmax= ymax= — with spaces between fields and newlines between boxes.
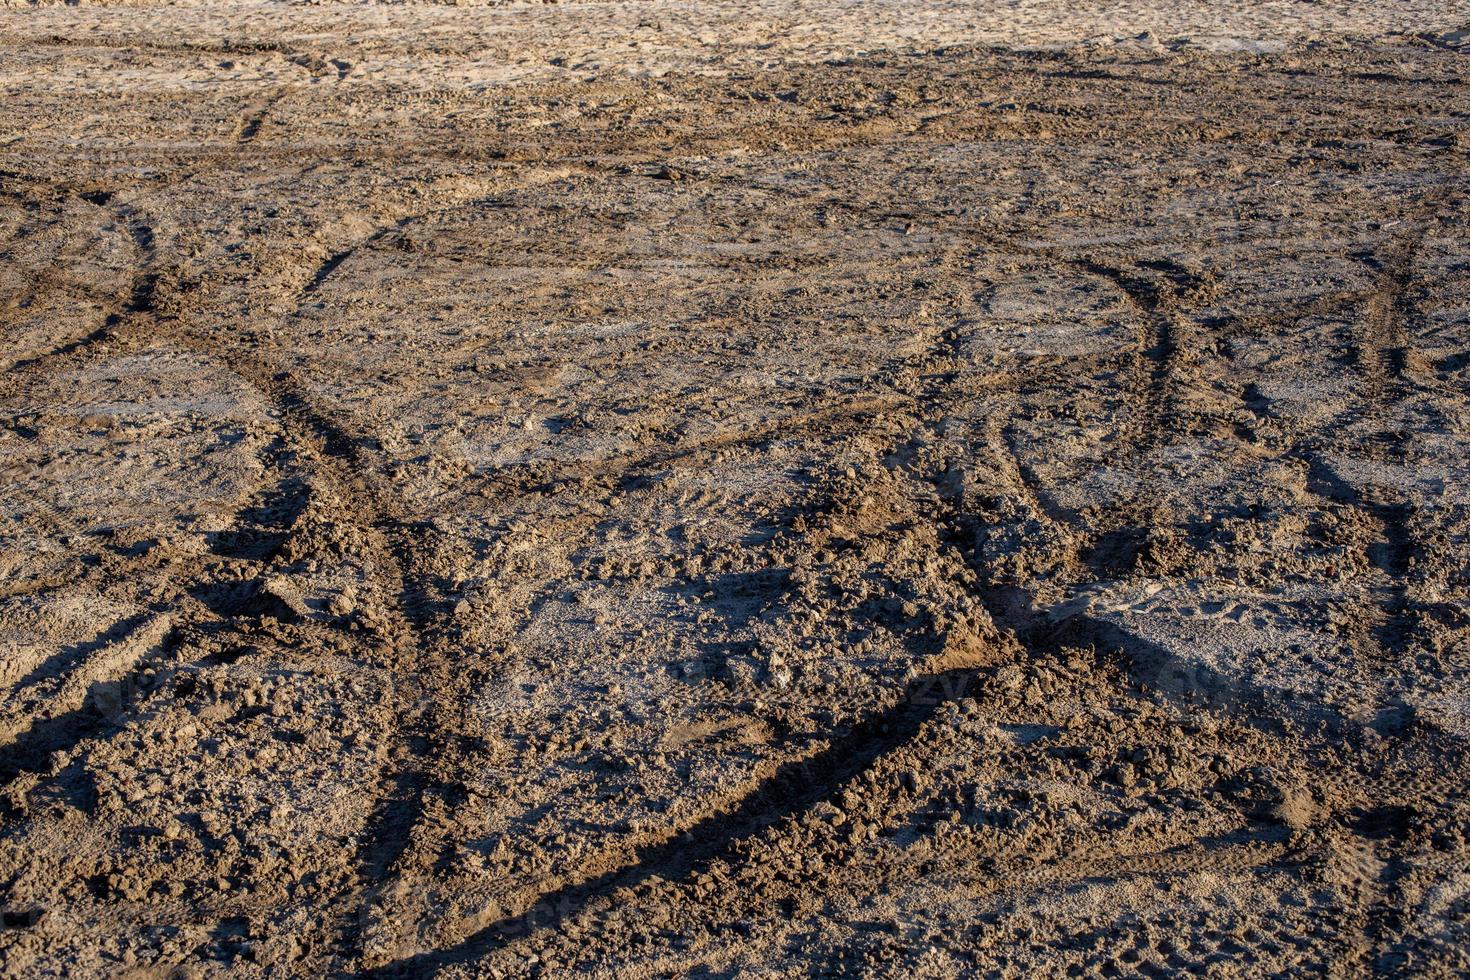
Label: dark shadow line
xmin=12 ymin=612 xmax=155 ymax=692
xmin=363 ymin=663 xmax=985 ymax=978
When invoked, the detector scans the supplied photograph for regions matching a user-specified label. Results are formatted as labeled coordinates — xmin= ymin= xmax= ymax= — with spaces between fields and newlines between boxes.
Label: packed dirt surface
xmin=2 ymin=1 xmax=1470 ymax=976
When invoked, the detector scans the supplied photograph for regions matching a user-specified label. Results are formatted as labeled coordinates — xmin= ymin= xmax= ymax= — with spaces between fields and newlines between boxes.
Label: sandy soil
xmin=2 ymin=1 xmax=1469 ymax=976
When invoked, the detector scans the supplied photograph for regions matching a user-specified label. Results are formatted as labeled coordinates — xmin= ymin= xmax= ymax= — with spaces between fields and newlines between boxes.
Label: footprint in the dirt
xmin=966 ymin=269 xmax=1135 ymax=362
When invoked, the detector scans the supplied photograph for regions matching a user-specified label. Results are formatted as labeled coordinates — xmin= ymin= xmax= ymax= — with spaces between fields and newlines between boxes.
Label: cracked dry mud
xmin=2 ymin=2 xmax=1470 ymax=977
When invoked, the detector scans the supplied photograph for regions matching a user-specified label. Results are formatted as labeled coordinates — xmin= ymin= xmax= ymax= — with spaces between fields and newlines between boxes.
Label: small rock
xmin=328 ymin=589 xmax=356 ymax=617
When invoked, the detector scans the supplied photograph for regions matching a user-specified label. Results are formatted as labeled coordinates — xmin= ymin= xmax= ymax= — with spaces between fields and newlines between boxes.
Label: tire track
xmin=194 ymin=178 xmax=602 ymax=963
xmin=397 ymin=210 xmax=1417 ymax=975
xmin=1 ymin=185 xmax=459 ymax=962
xmin=1076 ymin=255 xmax=1198 ymax=454
xmin=0 ymin=170 xmax=580 ymax=963
xmin=0 ymin=613 xmax=174 ymax=785
xmin=354 ymin=324 xmax=991 ymax=972
xmin=0 ymin=193 xmax=152 ymax=380
xmin=1341 ymin=217 xmax=1438 ymax=672
xmin=164 ymin=346 xmax=455 ymax=966
xmin=361 ymin=253 xmax=1136 ymax=975
xmin=362 ymin=657 xmax=1012 ymax=978
xmin=264 ymin=174 xmax=987 ymax=963
xmin=5 ymin=57 xmax=1464 ymax=975
xmin=1355 ymin=226 xmax=1427 ymax=404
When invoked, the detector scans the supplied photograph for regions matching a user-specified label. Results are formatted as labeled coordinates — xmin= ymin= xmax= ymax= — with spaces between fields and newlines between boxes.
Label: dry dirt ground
xmin=2 ymin=2 xmax=1470 ymax=977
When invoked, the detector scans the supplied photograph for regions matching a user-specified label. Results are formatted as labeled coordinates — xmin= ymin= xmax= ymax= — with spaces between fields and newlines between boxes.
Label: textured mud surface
xmin=2 ymin=2 xmax=1470 ymax=976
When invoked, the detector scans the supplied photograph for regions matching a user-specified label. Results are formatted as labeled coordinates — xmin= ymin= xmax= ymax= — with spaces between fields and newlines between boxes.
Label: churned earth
xmin=1 ymin=1 xmax=1469 ymax=976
